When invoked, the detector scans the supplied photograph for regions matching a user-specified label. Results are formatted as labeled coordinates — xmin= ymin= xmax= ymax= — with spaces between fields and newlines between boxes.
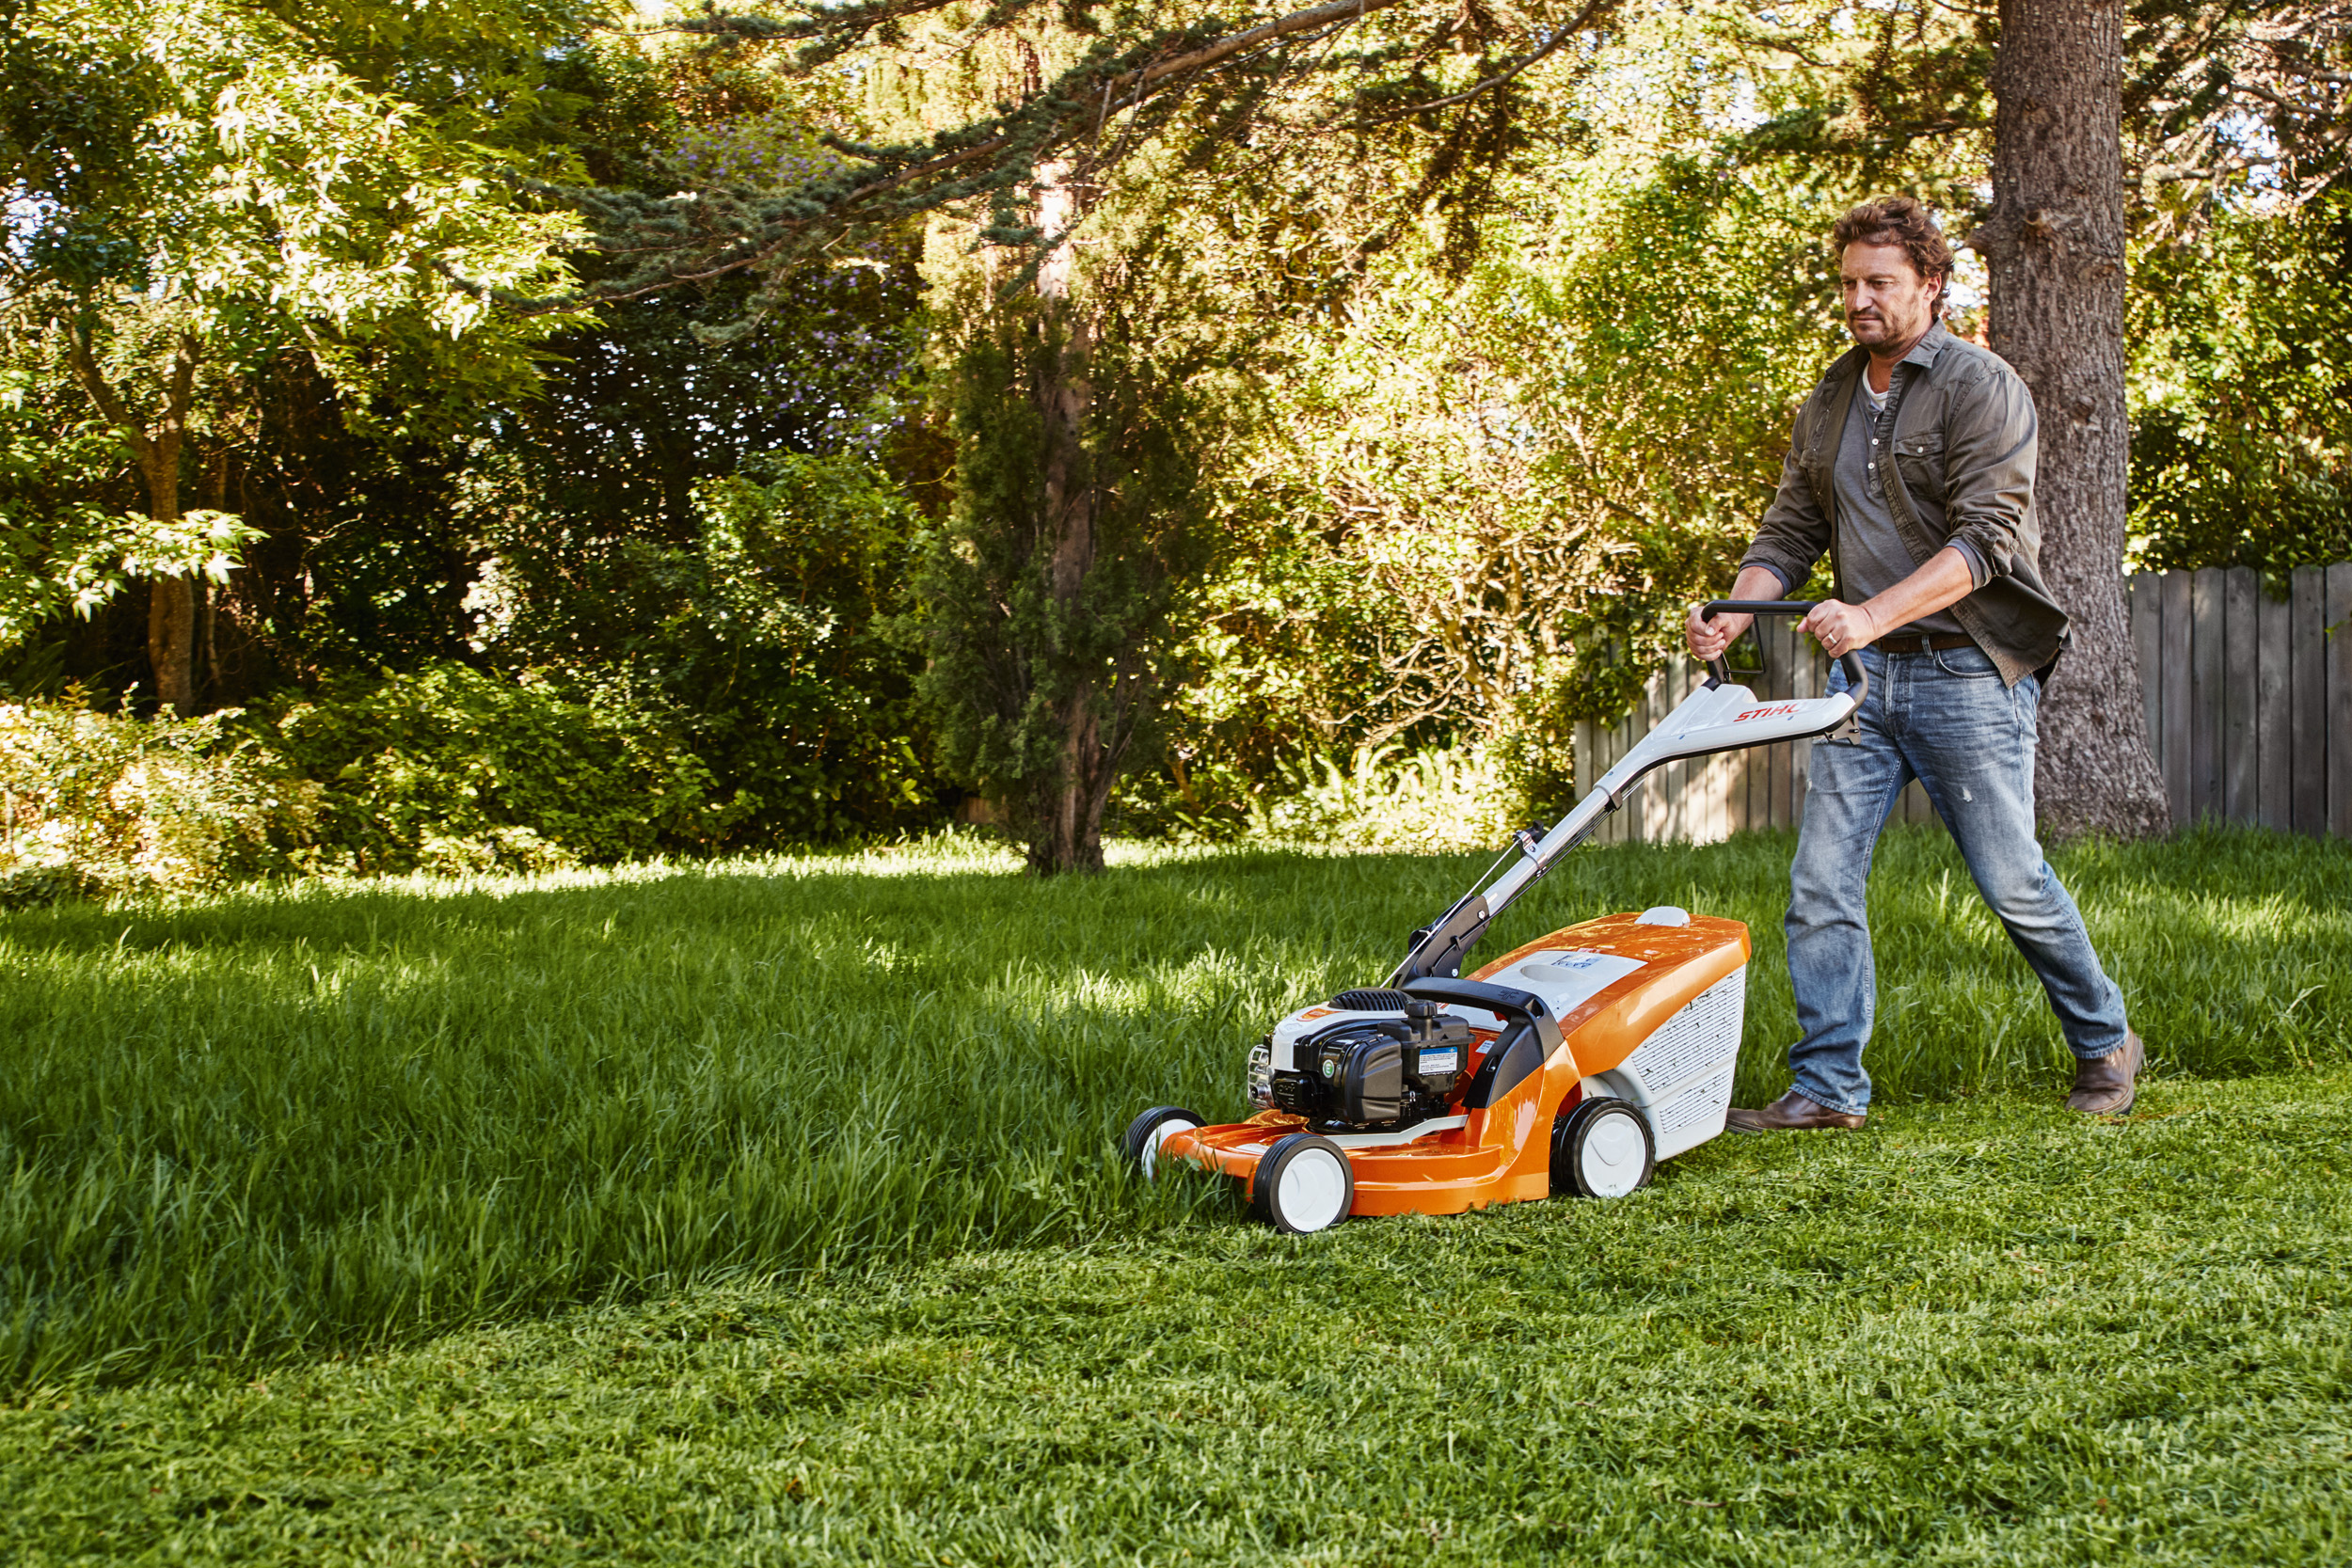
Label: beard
xmin=1847 ymin=308 xmax=1921 ymax=348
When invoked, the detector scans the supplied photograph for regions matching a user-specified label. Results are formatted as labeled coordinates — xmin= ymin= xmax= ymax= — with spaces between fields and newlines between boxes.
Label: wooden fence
xmin=1571 ymin=563 xmax=2352 ymax=844
xmin=2131 ymin=563 xmax=2352 ymax=837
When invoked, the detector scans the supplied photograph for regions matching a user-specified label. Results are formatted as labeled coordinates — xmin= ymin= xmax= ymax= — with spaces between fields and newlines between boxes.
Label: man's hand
xmin=1686 ymin=603 xmax=1750 ymax=662
xmin=1686 ymin=563 xmax=1790 ymax=662
xmin=1803 ymin=600 xmax=1879 ymax=659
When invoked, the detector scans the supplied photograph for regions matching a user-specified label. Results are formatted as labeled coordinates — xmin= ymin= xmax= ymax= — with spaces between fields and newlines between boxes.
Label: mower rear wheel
xmin=1251 ymin=1133 xmax=1355 ymax=1234
xmin=1552 ymin=1097 xmax=1655 ymax=1198
xmin=1123 ymin=1106 xmax=1204 ymax=1179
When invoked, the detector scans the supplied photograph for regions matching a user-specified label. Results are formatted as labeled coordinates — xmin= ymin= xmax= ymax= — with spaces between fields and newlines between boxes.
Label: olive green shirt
xmin=1740 ymin=323 xmax=2070 ymax=685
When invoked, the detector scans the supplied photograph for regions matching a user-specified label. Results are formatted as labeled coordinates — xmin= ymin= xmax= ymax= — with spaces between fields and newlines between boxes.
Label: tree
xmin=912 ymin=225 xmax=1227 ymax=872
xmin=2126 ymin=194 xmax=2352 ymax=575
xmin=0 ymin=0 xmax=580 ymax=711
xmin=508 ymin=0 xmax=1618 ymax=871
xmin=1974 ymin=0 xmax=2170 ymax=838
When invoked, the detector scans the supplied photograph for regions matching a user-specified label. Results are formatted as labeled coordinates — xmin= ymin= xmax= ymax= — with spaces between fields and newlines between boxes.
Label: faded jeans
xmin=1784 ymin=643 xmax=2130 ymax=1115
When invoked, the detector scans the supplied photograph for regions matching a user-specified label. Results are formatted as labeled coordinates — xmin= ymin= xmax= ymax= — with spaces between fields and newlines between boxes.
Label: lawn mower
xmin=1123 ymin=602 xmax=1871 ymax=1232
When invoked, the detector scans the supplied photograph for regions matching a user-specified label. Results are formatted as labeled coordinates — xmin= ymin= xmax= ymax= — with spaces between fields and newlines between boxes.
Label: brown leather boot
xmin=1724 ymin=1090 xmax=1867 ymax=1133
xmin=2067 ymin=1029 xmax=2144 ymax=1115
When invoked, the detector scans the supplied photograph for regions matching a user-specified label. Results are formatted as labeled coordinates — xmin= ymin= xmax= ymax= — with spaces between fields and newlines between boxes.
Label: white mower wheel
xmin=1252 ymin=1133 xmax=1355 ymax=1234
xmin=1552 ymin=1097 xmax=1656 ymax=1199
xmin=1122 ymin=1106 xmax=1204 ymax=1180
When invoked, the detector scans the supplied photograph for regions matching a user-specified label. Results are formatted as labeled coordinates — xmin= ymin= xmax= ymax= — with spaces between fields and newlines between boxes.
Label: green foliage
xmin=0 ymin=698 xmax=319 ymax=902
xmin=1174 ymin=119 xmax=1848 ymax=819
xmin=475 ymin=449 xmax=934 ymax=845
xmin=0 ymin=0 xmax=2343 ymax=852
xmin=528 ymin=0 xmax=1616 ymax=310
xmin=0 ymin=826 xmax=2341 ymax=1386
xmin=911 ymin=294 xmax=1219 ymax=857
xmin=0 ymin=369 xmax=261 ymax=647
xmin=2127 ymin=195 xmax=2352 ymax=575
xmin=4 ymin=0 xmax=583 ymax=375
xmin=262 ymin=663 xmax=755 ymax=873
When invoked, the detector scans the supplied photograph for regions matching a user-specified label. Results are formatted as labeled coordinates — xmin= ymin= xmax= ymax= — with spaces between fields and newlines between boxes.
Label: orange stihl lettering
xmin=1736 ymin=704 xmax=1801 ymax=721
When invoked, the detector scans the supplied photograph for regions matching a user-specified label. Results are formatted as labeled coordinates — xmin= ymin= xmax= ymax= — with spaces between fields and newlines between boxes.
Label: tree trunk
xmin=1025 ymin=161 xmax=1112 ymax=875
xmin=64 ymin=328 xmax=202 ymax=715
xmin=1977 ymin=0 xmax=2169 ymax=838
xmin=144 ymin=512 xmax=198 ymax=718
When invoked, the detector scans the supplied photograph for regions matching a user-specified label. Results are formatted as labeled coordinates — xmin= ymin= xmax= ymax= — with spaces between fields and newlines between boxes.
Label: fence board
xmin=2130 ymin=573 xmax=2162 ymax=756
xmin=2222 ymin=569 xmax=2259 ymax=821
xmin=2331 ymin=564 xmax=2352 ymax=840
xmin=2161 ymin=571 xmax=2193 ymax=829
xmin=2290 ymin=569 xmax=2326 ymax=835
xmin=2189 ymin=570 xmax=2223 ymax=822
xmin=2255 ymin=582 xmax=2292 ymax=830
xmin=1729 ymin=732 xmax=1752 ymax=836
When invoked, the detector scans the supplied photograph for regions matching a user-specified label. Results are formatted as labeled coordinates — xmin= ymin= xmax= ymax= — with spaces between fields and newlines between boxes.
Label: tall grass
xmin=2 ymin=825 xmax=2345 ymax=1387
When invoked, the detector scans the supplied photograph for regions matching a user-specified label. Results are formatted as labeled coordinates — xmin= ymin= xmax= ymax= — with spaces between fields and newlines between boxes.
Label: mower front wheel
xmin=1123 ymin=1106 xmax=1204 ymax=1180
xmin=1251 ymin=1133 xmax=1355 ymax=1234
xmin=1552 ymin=1097 xmax=1656 ymax=1198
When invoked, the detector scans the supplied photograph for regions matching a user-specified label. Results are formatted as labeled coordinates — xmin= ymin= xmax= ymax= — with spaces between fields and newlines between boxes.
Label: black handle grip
xmin=1698 ymin=599 xmax=1869 ymax=702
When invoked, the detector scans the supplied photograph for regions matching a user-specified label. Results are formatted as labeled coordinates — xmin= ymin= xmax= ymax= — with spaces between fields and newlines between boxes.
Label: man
xmin=1688 ymin=196 xmax=2143 ymax=1131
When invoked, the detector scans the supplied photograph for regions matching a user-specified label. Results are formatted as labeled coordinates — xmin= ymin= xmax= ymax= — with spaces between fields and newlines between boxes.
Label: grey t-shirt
xmin=1834 ymin=378 xmax=1968 ymax=638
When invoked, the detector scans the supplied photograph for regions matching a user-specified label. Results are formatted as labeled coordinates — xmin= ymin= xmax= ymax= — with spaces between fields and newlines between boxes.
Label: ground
xmin=3 ymin=830 xmax=2347 ymax=1563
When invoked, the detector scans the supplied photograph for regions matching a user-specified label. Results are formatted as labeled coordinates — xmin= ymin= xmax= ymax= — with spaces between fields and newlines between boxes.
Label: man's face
xmin=1839 ymin=241 xmax=1942 ymax=353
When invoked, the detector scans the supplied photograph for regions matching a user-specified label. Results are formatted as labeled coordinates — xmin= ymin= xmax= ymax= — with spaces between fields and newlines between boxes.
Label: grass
xmin=4 ymin=1069 xmax=2346 ymax=1564
xmin=0 ymin=825 xmax=2346 ymax=1394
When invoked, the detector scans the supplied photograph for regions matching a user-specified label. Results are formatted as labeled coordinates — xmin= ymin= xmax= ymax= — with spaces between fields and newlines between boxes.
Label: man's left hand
xmin=1804 ymin=600 xmax=1879 ymax=659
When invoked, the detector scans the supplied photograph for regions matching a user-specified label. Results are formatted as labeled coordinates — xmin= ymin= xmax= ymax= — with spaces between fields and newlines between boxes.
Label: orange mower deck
xmin=1162 ymin=911 xmax=1751 ymax=1218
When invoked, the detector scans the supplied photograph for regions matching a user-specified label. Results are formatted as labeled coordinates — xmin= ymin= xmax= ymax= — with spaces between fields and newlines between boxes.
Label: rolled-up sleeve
xmin=1940 ymin=366 xmax=2038 ymax=578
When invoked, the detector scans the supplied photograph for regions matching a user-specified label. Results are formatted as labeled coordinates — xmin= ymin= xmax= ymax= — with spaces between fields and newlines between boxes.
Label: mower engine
xmin=1248 ymin=990 xmax=1472 ymax=1131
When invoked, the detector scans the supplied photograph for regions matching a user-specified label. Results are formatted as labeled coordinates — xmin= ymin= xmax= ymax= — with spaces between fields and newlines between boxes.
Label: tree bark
xmin=1025 ymin=161 xmax=1114 ymax=875
xmin=1976 ymin=0 xmax=2169 ymax=838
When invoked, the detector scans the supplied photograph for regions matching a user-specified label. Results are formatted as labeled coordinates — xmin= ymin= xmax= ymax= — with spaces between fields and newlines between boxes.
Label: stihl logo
xmin=1737 ymin=703 xmax=1800 ymax=722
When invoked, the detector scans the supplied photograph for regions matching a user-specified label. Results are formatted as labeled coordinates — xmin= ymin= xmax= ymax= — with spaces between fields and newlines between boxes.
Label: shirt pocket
xmin=1893 ymin=432 xmax=1946 ymax=506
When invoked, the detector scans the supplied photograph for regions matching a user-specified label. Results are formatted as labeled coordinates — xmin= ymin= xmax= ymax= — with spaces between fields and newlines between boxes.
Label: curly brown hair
xmin=1833 ymin=197 xmax=1955 ymax=318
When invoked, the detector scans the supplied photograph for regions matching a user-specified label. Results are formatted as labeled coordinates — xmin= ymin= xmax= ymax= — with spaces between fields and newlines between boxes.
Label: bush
xmin=467 ymin=451 xmax=938 ymax=847
xmin=261 ymin=662 xmax=756 ymax=873
xmin=0 ymin=699 xmax=320 ymax=901
xmin=1116 ymin=740 xmax=1519 ymax=851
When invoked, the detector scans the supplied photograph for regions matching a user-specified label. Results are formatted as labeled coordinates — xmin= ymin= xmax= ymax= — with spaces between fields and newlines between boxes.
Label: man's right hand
xmin=1686 ymin=564 xmax=1792 ymax=662
xmin=1685 ymin=603 xmax=1750 ymax=662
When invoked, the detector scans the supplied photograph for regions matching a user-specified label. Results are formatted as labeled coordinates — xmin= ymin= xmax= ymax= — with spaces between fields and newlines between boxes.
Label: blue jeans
xmin=1783 ymin=643 xmax=2130 ymax=1115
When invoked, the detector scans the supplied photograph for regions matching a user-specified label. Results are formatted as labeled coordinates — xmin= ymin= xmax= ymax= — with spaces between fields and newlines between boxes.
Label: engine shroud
xmin=1263 ymin=1003 xmax=1472 ymax=1131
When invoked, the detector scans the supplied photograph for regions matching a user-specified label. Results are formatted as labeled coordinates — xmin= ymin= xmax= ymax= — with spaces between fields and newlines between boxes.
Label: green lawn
xmin=6 ymin=1069 xmax=2346 ymax=1564
xmin=2 ymin=827 xmax=2348 ymax=1563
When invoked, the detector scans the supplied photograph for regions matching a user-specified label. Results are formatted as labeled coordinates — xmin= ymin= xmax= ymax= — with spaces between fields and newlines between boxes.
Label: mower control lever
xmin=1402 ymin=977 xmax=1567 ymax=1109
xmin=1699 ymin=599 xmax=1871 ymax=708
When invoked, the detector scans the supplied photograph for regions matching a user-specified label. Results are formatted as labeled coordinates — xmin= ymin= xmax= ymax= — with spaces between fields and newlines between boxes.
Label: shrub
xmin=1117 ymin=740 xmax=1519 ymax=851
xmin=260 ymin=662 xmax=756 ymax=873
xmin=0 ymin=699 xmax=320 ymax=901
xmin=467 ymin=451 xmax=939 ymax=847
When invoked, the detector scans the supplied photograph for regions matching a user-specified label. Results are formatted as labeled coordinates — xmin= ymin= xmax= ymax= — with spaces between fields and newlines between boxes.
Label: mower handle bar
xmin=1699 ymin=599 xmax=1869 ymax=703
xmin=1380 ymin=600 xmax=1874 ymax=988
